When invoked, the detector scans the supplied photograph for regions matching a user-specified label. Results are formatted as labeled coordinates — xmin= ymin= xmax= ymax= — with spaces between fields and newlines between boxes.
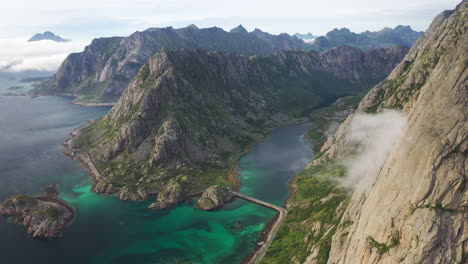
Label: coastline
xmin=63 ymin=117 xmax=312 ymax=264
xmin=28 ymin=92 xmax=117 ymax=107
xmin=62 ymin=122 xmax=113 ymax=196
xmin=241 ymin=214 xmax=279 ymax=264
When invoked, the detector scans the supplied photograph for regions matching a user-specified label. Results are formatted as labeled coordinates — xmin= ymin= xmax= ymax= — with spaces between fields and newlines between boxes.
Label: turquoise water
xmin=0 ymin=74 xmax=313 ymax=264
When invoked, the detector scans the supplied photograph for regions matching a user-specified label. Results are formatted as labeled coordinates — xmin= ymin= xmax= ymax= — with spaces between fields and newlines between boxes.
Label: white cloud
xmin=0 ymin=39 xmax=88 ymax=72
xmin=341 ymin=110 xmax=407 ymax=193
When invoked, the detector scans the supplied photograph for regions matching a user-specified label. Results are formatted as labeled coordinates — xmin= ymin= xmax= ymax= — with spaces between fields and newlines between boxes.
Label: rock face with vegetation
xmin=309 ymin=26 xmax=423 ymax=51
xmin=327 ymin=3 xmax=467 ymax=263
xmin=0 ymin=186 xmax=74 ymax=239
xmin=263 ymin=2 xmax=467 ymax=263
xmin=196 ymin=186 xmax=234 ymax=211
xmin=32 ymin=25 xmax=307 ymax=103
xmin=66 ymin=46 xmax=406 ymax=205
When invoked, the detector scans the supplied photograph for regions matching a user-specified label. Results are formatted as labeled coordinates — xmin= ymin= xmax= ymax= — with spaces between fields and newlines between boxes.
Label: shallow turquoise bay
xmin=0 ymin=75 xmax=313 ymax=264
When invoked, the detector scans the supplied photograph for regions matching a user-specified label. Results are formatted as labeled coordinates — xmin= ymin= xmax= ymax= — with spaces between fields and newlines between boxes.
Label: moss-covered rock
xmin=195 ymin=186 xmax=234 ymax=211
xmin=0 ymin=186 xmax=74 ymax=239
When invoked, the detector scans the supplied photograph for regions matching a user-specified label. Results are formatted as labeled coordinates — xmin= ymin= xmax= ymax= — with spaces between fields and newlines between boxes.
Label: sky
xmin=0 ymin=0 xmax=460 ymax=72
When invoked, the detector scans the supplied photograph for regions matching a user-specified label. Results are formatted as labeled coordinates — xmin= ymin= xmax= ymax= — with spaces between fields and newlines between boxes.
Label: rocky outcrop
xmin=195 ymin=186 xmax=234 ymax=210
xmin=293 ymin=2 xmax=467 ymax=263
xmin=320 ymin=46 xmax=408 ymax=88
xmin=69 ymin=46 xmax=406 ymax=202
xmin=32 ymin=25 xmax=307 ymax=103
xmin=148 ymin=177 xmax=188 ymax=210
xmin=0 ymin=186 xmax=74 ymax=239
xmin=326 ymin=2 xmax=467 ymax=263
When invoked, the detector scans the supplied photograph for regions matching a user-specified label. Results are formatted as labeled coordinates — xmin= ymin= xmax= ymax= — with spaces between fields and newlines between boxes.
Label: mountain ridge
xmin=31 ymin=25 xmax=421 ymax=104
xmin=28 ymin=31 xmax=70 ymax=42
xmin=309 ymin=25 xmax=423 ymax=51
xmin=64 ymin=46 xmax=407 ymax=203
xmin=31 ymin=25 xmax=308 ymax=103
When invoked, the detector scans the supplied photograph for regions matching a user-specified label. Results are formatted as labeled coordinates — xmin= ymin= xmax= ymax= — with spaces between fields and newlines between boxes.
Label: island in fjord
xmin=0 ymin=185 xmax=73 ymax=239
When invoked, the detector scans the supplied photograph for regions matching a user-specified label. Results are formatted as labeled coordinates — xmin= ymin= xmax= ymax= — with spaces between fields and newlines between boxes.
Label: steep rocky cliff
xmin=327 ymin=2 xmax=467 ymax=263
xmin=67 ymin=46 xmax=407 ymax=202
xmin=264 ymin=2 xmax=466 ymax=264
xmin=32 ymin=26 xmax=308 ymax=103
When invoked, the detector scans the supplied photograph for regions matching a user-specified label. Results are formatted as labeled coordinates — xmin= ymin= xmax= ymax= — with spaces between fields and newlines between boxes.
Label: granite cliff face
xmin=287 ymin=2 xmax=466 ymax=263
xmin=327 ymin=2 xmax=467 ymax=263
xmin=67 ymin=46 xmax=406 ymax=203
xmin=33 ymin=26 xmax=307 ymax=103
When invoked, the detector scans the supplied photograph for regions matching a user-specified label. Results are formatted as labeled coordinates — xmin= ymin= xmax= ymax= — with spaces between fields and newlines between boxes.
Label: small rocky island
xmin=0 ymin=185 xmax=74 ymax=239
xmin=195 ymin=186 xmax=234 ymax=211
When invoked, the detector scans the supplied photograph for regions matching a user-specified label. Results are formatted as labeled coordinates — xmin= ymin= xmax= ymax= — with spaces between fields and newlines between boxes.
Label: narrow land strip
xmin=231 ymin=191 xmax=287 ymax=264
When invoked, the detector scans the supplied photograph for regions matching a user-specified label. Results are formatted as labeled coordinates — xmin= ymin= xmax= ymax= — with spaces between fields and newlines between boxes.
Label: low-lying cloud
xmin=341 ymin=110 xmax=407 ymax=193
xmin=0 ymin=38 xmax=88 ymax=72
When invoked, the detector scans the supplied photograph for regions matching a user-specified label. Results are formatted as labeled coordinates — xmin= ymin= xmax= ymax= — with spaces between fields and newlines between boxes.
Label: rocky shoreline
xmin=0 ymin=185 xmax=74 ymax=239
xmin=241 ymin=214 xmax=280 ymax=264
xmin=62 ymin=117 xmax=311 ymax=263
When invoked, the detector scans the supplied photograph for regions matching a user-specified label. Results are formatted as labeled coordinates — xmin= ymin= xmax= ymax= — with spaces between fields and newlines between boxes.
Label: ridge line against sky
xmin=1 ymin=0 xmax=459 ymax=41
xmin=0 ymin=0 xmax=459 ymax=73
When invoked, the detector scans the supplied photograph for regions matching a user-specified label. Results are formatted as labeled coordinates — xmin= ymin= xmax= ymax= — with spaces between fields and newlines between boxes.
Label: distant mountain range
xmin=32 ymin=25 xmax=308 ymax=103
xmin=293 ymin=33 xmax=315 ymax=40
xmin=308 ymin=25 xmax=424 ymax=51
xmin=32 ymin=24 xmax=423 ymax=103
xmin=28 ymin=31 xmax=70 ymax=42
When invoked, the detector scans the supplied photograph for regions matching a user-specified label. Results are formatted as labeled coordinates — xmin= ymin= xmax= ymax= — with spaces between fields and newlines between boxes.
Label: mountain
xmin=64 ymin=46 xmax=407 ymax=203
xmin=294 ymin=33 xmax=315 ymax=40
xmin=229 ymin=24 xmax=249 ymax=34
xmin=32 ymin=25 xmax=308 ymax=103
xmin=28 ymin=31 xmax=70 ymax=42
xmin=263 ymin=2 xmax=466 ymax=263
xmin=308 ymin=26 xmax=423 ymax=51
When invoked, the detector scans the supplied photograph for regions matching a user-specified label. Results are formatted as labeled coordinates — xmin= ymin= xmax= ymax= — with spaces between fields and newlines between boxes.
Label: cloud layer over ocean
xmin=0 ymin=38 xmax=87 ymax=73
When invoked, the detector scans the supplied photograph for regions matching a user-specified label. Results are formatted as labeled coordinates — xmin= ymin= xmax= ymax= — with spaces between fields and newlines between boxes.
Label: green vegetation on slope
xmin=367 ymin=234 xmax=400 ymax=254
xmin=38 ymin=206 xmax=63 ymax=221
xmin=12 ymin=194 xmax=39 ymax=206
xmin=262 ymin=161 xmax=350 ymax=264
xmin=306 ymin=94 xmax=363 ymax=153
xmin=261 ymin=96 xmax=361 ymax=264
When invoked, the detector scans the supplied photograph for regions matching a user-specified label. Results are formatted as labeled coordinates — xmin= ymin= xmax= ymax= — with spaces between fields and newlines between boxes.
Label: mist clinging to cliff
xmin=341 ymin=110 xmax=407 ymax=193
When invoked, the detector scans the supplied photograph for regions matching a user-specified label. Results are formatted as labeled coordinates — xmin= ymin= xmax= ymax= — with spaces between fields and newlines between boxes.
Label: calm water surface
xmin=0 ymin=75 xmax=313 ymax=264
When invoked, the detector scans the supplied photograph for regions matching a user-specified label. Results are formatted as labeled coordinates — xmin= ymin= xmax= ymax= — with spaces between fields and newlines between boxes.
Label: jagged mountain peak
xmin=33 ymin=25 xmax=308 ymax=103
xmin=186 ymin=24 xmax=199 ymax=30
xmin=229 ymin=24 xmax=248 ymax=34
xmin=28 ymin=31 xmax=70 ymax=42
